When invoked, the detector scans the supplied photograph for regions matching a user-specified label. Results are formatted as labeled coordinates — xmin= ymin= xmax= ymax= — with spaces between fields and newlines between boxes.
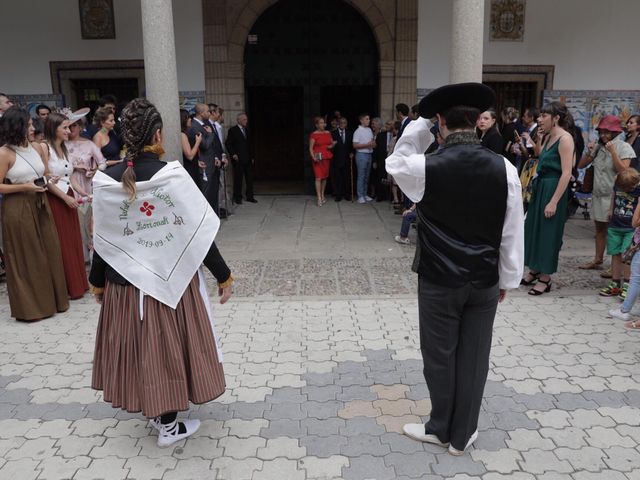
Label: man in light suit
xmin=225 ymin=112 xmax=256 ymax=204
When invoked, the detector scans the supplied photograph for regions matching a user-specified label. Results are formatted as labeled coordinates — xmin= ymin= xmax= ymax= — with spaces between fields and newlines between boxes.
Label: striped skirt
xmin=91 ymin=274 xmax=225 ymax=418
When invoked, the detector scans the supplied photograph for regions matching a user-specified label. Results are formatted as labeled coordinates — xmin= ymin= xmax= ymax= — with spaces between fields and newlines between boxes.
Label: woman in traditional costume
xmin=89 ymin=98 xmax=233 ymax=448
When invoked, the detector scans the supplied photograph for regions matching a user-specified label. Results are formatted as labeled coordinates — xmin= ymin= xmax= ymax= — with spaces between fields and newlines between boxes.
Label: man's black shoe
xmin=234 ymin=198 xmax=243 ymax=205
xmin=246 ymin=198 xmax=258 ymax=203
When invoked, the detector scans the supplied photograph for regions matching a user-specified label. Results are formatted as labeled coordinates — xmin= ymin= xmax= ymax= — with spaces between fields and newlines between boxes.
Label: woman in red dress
xmin=309 ymin=116 xmax=335 ymax=206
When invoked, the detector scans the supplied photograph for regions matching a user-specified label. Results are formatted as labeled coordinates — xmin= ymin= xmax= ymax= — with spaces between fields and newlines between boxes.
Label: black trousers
xmin=331 ymin=160 xmax=347 ymax=200
xmin=232 ymin=161 xmax=254 ymax=201
xmin=418 ymin=276 xmax=499 ymax=451
xmin=203 ymin=165 xmax=220 ymax=214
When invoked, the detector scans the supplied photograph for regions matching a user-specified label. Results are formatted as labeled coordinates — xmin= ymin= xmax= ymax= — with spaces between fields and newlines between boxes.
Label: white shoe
xmin=448 ymin=430 xmax=478 ymax=456
xmin=149 ymin=417 xmax=161 ymax=432
xmin=357 ymin=197 xmax=366 ymax=204
xmin=365 ymin=196 xmax=374 ymax=202
xmin=402 ymin=424 xmax=449 ymax=447
xmin=394 ymin=235 xmax=410 ymax=245
xmin=157 ymin=419 xmax=200 ymax=448
xmin=608 ymin=307 xmax=630 ymax=321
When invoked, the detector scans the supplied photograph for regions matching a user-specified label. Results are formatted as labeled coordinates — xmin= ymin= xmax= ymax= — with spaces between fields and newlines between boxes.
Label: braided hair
xmin=120 ymin=98 xmax=163 ymax=200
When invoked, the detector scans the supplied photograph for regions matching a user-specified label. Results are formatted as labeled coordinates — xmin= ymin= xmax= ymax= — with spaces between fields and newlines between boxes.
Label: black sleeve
xmin=89 ymin=251 xmax=108 ymax=288
xmin=225 ymin=130 xmax=237 ymax=157
xmin=203 ymin=240 xmax=231 ymax=284
xmin=486 ymin=133 xmax=504 ymax=155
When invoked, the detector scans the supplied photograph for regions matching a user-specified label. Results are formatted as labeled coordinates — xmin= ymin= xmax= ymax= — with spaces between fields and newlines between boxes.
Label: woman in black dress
xmin=476 ymin=109 xmax=503 ymax=154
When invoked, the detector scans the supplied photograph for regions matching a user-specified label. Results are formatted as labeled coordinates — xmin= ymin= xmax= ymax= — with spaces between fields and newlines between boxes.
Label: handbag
xmin=579 ymin=165 xmax=594 ymax=194
xmin=622 ymin=241 xmax=640 ymax=265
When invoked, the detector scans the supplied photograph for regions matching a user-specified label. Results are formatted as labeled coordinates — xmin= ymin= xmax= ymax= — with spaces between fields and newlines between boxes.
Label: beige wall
xmin=201 ymin=0 xmax=418 ymax=123
xmin=418 ymin=0 xmax=640 ymax=90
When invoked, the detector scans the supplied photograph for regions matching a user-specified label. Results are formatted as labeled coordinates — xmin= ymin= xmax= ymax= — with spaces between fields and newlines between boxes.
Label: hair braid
xmin=120 ymin=98 xmax=163 ymax=200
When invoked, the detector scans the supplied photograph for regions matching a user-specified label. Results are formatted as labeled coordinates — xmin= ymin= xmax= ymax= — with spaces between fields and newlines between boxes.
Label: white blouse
xmin=385 ymin=118 xmax=525 ymax=290
xmin=47 ymin=144 xmax=74 ymax=194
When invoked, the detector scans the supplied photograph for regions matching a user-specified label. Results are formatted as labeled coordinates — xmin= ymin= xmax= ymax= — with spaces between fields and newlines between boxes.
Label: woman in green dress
xmin=523 ymin=102 xmax=575 ymax=295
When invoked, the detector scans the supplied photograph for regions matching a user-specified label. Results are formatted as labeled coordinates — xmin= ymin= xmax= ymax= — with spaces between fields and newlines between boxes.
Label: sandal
xmin=579 ymin=260 xmax=603 ymax=270
xmin=520 ymin=271 xmax=540 ymax=286
xmin=624 ymin=320 xmax=640 ymax=331
xmin=528 ymin=278 xmax=551 ymax=296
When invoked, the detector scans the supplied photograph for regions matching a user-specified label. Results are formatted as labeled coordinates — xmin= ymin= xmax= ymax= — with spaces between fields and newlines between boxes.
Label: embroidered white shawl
xmin=92 ymin=162 xmax=220 ymax=309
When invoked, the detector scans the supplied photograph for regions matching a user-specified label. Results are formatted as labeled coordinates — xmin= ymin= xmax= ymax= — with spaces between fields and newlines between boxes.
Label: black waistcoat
xmin=413 ymin=131 xmax=508 ymax=288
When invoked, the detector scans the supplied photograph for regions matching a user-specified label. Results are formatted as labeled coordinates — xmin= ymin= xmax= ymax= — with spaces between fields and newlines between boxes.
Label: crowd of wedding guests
xmin=0 ymin=92 xmax=249 ymax=322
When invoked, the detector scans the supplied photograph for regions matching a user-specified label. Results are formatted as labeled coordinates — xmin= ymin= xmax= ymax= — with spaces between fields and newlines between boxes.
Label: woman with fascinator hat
xmin=89 ymin=98 xmax=234 ymax=448
xmin=386 ymin=83 xmax=524 ymax=457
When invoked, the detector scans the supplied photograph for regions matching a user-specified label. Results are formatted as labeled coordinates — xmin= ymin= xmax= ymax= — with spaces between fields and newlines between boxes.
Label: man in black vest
xmin=386 ymin=83 xmax=524 ymax=456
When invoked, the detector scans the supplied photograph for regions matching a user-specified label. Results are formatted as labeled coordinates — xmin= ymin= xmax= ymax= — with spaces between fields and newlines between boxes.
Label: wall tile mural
xmin=544 ymin=90 xmax=640 ymax=142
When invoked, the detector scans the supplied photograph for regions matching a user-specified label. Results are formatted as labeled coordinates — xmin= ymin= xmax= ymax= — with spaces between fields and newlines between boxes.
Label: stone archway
xmin=201 ymin=0 xmax=417 ymax=124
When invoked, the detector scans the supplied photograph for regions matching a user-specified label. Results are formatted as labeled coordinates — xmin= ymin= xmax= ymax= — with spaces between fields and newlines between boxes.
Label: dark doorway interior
xmin=244 ymin=0 xmax=379 ymax=194
xmin=249 ymin=86 xmax=305 ymax=182
xmin=72 ymin=78 xmax=139 ymax=114
xmin=484 ymin=81 xmax=539 ymax=120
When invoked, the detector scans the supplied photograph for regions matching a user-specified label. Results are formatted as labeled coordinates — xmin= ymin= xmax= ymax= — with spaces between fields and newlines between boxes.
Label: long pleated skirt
xmin=91 ymin=274 xmax=226 ymax=418
xmin=2 ymin=192 xmax=69 ymax=321
xmin=48 ymin=190 xmax=89 ymax=299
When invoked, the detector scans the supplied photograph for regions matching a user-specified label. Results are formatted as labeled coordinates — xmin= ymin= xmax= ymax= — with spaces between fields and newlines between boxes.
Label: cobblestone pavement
xmin=0 ymin=197 xmax=638 ymax=479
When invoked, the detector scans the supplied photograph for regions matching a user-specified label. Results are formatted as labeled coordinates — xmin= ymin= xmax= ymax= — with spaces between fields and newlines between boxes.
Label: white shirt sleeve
xmin=384 ymin=118 xmax=434 ymax=202
xmin=499 ymin=157 xmax=525 ymax=290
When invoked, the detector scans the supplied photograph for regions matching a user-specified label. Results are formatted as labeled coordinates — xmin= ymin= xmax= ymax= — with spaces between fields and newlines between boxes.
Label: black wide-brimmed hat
xmin=418 ymin=82 xmax=496 ymax=118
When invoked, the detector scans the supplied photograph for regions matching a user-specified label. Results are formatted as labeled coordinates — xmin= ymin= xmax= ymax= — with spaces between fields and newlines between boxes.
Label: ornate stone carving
xmin=79 ymin=0 xmax=116 ymax=40
xmin=490 ymin=0 xmax=525 ymax=42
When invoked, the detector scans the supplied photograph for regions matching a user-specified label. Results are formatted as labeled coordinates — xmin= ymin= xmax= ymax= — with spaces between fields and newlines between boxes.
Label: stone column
xmin=450 ymin=0 xmax=485 ymax=83
xmin=141 ymin=0 xmax=181 ymax=163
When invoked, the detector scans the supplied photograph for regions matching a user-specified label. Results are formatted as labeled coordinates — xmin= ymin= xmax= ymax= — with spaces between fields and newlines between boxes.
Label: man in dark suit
xmin=188 ymin=103 xmax=224 ymax=213
xmin=330 ymin=117 xmax=353 ymax=201
xmin=371 ymin=117 xmax=389 ymax=201
xmin=396 ymin=103 xmax=411 ymax=140
xmin=225 ymin=112 xmax=256 ymax=204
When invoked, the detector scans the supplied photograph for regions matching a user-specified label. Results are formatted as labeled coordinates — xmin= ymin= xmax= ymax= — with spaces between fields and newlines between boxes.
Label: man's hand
xmin=204 ymin=126 xmax=213 ymax=133
xmin=215 ymin=159 xmax=222 ymax=167
xmin=498 ymin=289 xmax=507 ymax=303
xmin=232 ymin=154 xmax=239 ymax=161
xmin=198 ymin=161 xmax=206 ymax=169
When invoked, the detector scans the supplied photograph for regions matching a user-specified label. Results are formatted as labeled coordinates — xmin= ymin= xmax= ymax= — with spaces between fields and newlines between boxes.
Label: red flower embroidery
xmin=140 ymin=201 xmax=155 ymax=217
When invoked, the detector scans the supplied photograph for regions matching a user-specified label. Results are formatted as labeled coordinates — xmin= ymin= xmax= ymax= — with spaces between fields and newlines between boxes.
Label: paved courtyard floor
xmin=0 ymin=196 xmax=639 ymax=480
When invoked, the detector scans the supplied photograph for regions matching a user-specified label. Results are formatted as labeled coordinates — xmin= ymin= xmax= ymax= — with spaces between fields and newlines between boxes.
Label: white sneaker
xmin=365 ymin=196 xmax=374 ymax=202
xmin=394 ymin=235 xmax=410 ymax=245
xmin=402 ymin=423 xmax=449 ymax=447
xmin=157 ymin=419 xmax=200 ymax=448
xmin=608 ymin=307 xmax=630 ymax=321
xmin=149 ymin=417 xmax=161 ymax=432
xmin=448 ymin=430 xmax=478 ymax=456
xmin=357 ymin=197 xmax=366 ymax=204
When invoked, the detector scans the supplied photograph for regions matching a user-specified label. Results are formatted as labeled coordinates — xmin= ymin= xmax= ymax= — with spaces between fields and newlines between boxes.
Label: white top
xmin=214 ymin=121 xmax=224 ymax=145
xmin=385 ymin=119 xmax=525 ymax=290
xmin=353 ymin=126 xmax=374 ymax=153
xmin=6 ymin=144 xmax=45 ymax=184
xmin=46 ymin=144 xmax=74 ymax=194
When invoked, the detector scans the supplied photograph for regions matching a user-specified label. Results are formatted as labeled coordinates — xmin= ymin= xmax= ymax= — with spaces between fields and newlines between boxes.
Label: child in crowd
xmin=394 ymin=203 xmax=416 ymax=245
xmin=600 ymin=168 xmax=640 ymax=298
xmin=609 ymin=186 xmax=640 ymax=330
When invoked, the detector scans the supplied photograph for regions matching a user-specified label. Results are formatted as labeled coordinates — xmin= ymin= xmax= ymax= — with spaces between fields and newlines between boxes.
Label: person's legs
xmin=449 ymin=283 xmax=499 ymax=451
xmin=321 ymin=178 xmax=327 ymax=202
xmin=418 ymin=277 xmax=467 ymax=443
xmin=400 ymin=210 xmax=417 ymax=238
xmin=244 ymin=162 xmax=255 ymax=200
xmin=363 ymin=153 xmax=373 ymax=200
xmin=595 ymin=221 xmax=608 ymax=264
xmin=315 ymin=178 xmax=322 ymax=205
xmin=611 ymin=254 xmax=623 ymax=286
xmin=232 ymin=162 xmax=244 ymax=202
xmin=203 ymin=167 xmax=220 ymax=214
xmin=622 ymin=252 xmax=640 ymax=312
xmin=355 ymin=153 xmax=367 ymax=200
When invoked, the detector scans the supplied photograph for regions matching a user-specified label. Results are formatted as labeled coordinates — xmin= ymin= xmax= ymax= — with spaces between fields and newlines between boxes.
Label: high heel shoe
xmin=520 ymin=271 xmax=540 ymax=286
xmin=528 ymin=278 xmax=551 ymax=296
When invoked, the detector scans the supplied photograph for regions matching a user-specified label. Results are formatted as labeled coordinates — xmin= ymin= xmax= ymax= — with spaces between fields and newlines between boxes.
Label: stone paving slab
xmin=1 ymin=291 xmax=639 ymax=479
